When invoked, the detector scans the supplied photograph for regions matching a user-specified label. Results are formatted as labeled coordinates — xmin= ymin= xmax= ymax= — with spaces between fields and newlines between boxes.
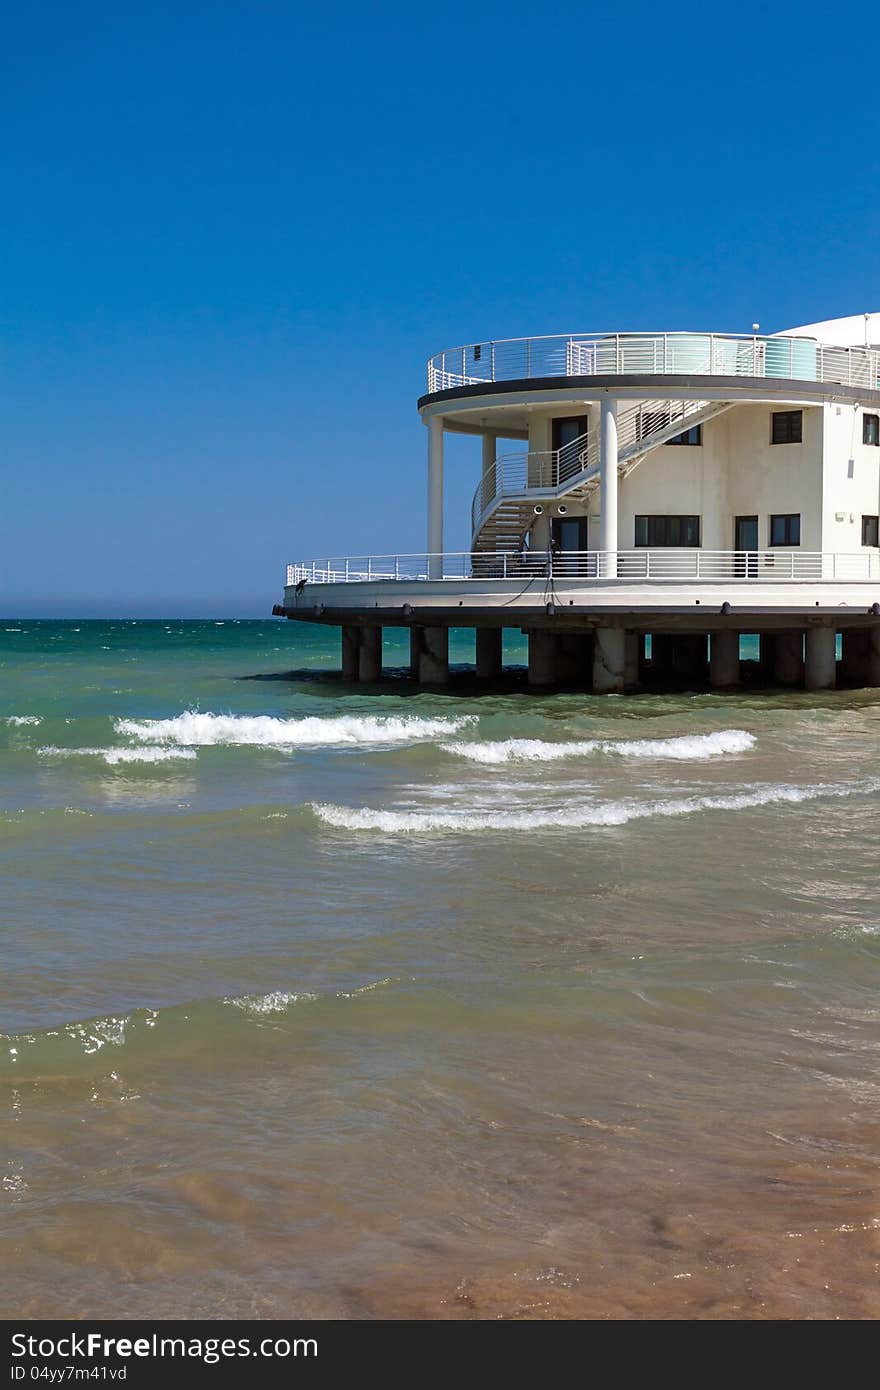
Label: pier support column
xmin=840 ymin=629 xmax=870 ymax=687
xmin=593 ymin=625 xmax=626 ymax=693
xmin=475 ymin=627 xmax=503 ymax=681
xmin=409 ymin=627 xmax=420 ymax=678
xmin=624 ymin=631 xmax=640 ymax=690
xmin=556 ymin=632 xmax=592 ymax=685
xmin=773 ymin=630 xmax=804 ymax=687
xmin=676 ymin=635 xmax=709 ymax=686
xmin=358 ymin=625 xmax=382 ymax=683
xmin=528 ymin=630 xmax=557 ymax=687
xmin=427 ymin=415 xmax=444 ymax=580
xmin=341 ymin=626 xmax=360 ymax=681
xmin=805 ymin=625 xmax=836 ymax=691
xmin=416 ymin=626 xmax=449 ymax=685
xmin=649 ymin=633 xmax=674 ymax=682
xmin=599 ymin=398 xmax=618 ymax=577
xmin=870 ymin=626 xmax=880 ymax=687
xmin=710 ymin=630 xmax=740 ymax=688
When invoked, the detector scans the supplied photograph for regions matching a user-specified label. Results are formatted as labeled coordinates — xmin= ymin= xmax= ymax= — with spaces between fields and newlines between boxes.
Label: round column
xmin=710 ymin=630 xmax=740 ymax=688
xmin=528 ymin=630 xmax=557 ymax=687
xmin=358 ymin=626 xmax=382 ymax=683
xmin=418 ymin=626 xmax=449 ymax=685
xmin=475 ymin=628 xmax=503 ymax=681
xmin=599 ymin=398 xmax=618 ymax=578
xmin=593 ymin=625 xmax=626 ymax=693
xmin=427 ymin=415 xmax=444 ymax=580
xmin=805 ymin=626 xmax=836 ymax=691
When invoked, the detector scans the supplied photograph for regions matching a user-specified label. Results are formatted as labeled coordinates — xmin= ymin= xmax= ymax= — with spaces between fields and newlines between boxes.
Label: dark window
xmin=864 ymin=414 xmax=880 ymax=446
xmin=473 ymin=344 xmax=482 ymax=361
xmin=552 ymin=416 xmax=588 ymax=451
xmin=634 ymin=515 xmax=701 ymax=547
xmin=668 ymin=424 xmax=703 ymax=446
xmin=769 ymin=513 xmax=801 ymax=546
xmin=771 ymin=410 xmax=803 ymax=444
xmin=863 ymin=515 xmax=879 ymax=547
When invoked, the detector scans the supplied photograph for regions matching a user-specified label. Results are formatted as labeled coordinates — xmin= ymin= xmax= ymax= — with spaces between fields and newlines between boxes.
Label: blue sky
xmin=1 ymin=0 xmax=877 ymax=615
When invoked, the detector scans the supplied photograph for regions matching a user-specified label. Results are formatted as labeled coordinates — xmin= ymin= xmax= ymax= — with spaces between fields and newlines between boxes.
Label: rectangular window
xmin=769 ymin=513 xmax=801 ymax=546
xmin=864 ymin=413 xmax=880 ymax=447
xmin=552 ymin=416 xmax=588 ymax=452
xmin=863 ymin=515 xmax=880 ymax=547
xmin=771 ymin=410 xmax=803 ymax=444
xmin=668 ymin=425 xmax=703 ymax=446
xmin=634 ymin=515 xmax=701 ymax=547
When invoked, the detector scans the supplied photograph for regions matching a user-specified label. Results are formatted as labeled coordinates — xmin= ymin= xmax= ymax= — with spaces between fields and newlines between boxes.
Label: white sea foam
xmin=6 ymin=715 xmax=41 ymax=727
xmin=442 ymin=729 xmax=756 ymax=764
xmin=311 ymin=779 xmax=880 ymax=833
xmin=38 ymin=745 xmax=196 ymax=765
xmin=115 ymin=711 xmax=475 ymax=748
xmin=225 ymin=990 xmax=317 ymax=1015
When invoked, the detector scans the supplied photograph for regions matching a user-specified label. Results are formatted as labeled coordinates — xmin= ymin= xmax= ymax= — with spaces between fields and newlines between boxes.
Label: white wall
xmin=519 ymin=400 xmax=880 ymax=553
xmin=821 ymin=403 xmax=880 ymax=553
xmin=531 ymin=404 xmax=825 ymax=550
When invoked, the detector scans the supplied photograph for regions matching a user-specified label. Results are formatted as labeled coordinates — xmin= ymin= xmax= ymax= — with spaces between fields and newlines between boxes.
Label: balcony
xmin=426 ymin=332 xmax=880 ymax=395
xmin=287 ymin=549 xmax=880 ymax=586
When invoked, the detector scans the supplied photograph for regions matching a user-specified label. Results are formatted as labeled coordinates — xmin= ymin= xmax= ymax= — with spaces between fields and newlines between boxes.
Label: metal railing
xmin=286 ymin=550 xmax=880 ymax=586
xmin=427 ymin=331 xmax=880 ymax=394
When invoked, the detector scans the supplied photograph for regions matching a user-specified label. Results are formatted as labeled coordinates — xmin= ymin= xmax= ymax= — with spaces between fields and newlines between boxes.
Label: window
xmin=863 ymin=515 xmax=879 ymax=547
xmin=864 ymin=414 xmax=880 ymax=447
xmin=637 ymin=409 xmax=670 ymax=440
xmin=552 ymin=416 xmax=588 ymax=451
xmin=634 ymin=515 xmax=701 ymax=547
xmin=668 ymin=424 xmax=703 ymax=446
xmin=769 ymin=513 xmax=801 ymax=546
xmin=771 ymin=410 xmax=803 ymax=444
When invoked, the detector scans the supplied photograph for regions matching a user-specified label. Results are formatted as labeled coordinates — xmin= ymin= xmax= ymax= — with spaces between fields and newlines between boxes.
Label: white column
xmin=599 ymin=397 xmax=618 ymax=577
xmin=481 ymin=430 xmax=496 ymax=477
xmin=427 ymin=415 xmax=444 ymax=580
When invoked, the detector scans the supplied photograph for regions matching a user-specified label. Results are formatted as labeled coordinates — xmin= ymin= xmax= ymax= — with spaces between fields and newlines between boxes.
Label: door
xmin=735 ymin=515 xmax=758 ymax=577
xmin=551 ymin=516 xmax=589 ymax=575
xmin=552 ymin=416 xmax=588 ymax=483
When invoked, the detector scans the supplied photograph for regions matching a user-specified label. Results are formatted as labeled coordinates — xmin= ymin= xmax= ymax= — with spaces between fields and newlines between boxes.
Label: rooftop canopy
xmin=778 ymin=312 xmax=880 ymax=349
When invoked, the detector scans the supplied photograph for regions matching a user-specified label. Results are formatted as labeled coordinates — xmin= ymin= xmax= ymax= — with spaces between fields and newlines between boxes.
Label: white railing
xmin=287 ymin=550 xmax=880 ymax=586
xmin=471 ymin=398 xmax=723 ymax=538
xmin=427 ymin=331 xmax=880 ymax=394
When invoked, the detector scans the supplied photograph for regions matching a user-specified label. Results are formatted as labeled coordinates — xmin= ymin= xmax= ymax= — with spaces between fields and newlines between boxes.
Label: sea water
xmin=1 ymin=620 xmax=879 ymax=1318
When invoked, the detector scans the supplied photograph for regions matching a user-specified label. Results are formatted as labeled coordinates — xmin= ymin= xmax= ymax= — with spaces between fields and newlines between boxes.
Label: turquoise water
xmin=2 ymin=620 xmax=880 ymax=1318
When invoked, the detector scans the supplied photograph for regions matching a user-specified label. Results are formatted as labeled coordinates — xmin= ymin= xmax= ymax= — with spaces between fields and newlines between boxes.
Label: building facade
xmin=276 ymin=316 xmax=880 ymax=692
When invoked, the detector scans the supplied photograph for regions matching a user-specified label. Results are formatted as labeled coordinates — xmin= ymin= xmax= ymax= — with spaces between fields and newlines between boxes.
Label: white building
xmin=277 ymin=316 xmax=880 ymax=692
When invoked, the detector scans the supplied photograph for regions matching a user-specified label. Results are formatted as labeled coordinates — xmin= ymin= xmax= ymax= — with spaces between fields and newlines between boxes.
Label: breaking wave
xmin=311 ymin=779 xmax=880 ymax=833
xmin=1 ymin=979 xmax=405 ymax=1078
xmin=6 ymin=715 xmax=41 ymax=727
xmin=225 ymin=990 xmax=317 ymax=1015
xmin=38 ymin=746 xmax=197 ymax=765
xmin=115 ymin=711 xmax=476 ymax=748
xmin=442 ymin=729 xmax=756 ymax=764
